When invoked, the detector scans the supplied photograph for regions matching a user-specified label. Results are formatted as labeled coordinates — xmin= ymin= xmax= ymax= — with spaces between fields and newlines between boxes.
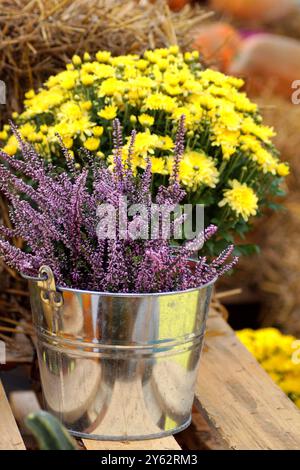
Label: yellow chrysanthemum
xmin=81 ymin=73 xmax=95 ymax=86
xmin=253 ymin=147 xmax=279 ymax=175
xmin=83 ymin=52 xmax=91 ymax=62
xmin=72 ymin=55 xmax=82 ymax=66
xmin=59 ymin=101 xmax=82 ymax=121
xmin=97 ymin=105 xmax=118 ymax=120
xmin=163 ymin=83 xmax=183 ymax=96
xmin=25 ymin=89 xmax=35 ymax=99
xmin=219 ymin=180 xmax=258 ymax=221
xmin=136 ymin=59 xmax=149 ymax=71
xmin=144 ymin=93 xmax=177 ymax=113
xmin=46 ymin=70 xmax=79 ymax=89
xmin=138 ymin=114 xmax=154 ymax=127
xmin=82 ymin=62 xmax=115 ymax=80
xmin=40 ymin=124 xmax=48 ymax=134
xmin=175 ymin=151 xmax=219 ymax=191
xmin=19 ymin=123 xmax=36 ymax=139
xmin=156 ymin=135 xmax=174 ymax=151
xmin=82 ymin=101 xmax=92 ymax=111
xmin=62 ymin=136 xmax=73 ymax=149
xmin=84 ymin=137 xmax=100 ymax=151
xmin=131 ymin=131 xmax=159 ymax=156
xmin=3 ymin=135 xmax=18 ymax=155
xmin=0 ymin=130 xmax=8 ymax=140
xmin=242 ymin=117 xmax=275 ymax=142
xmin=213 ymin=126 xmax=240 ymax=160
xmin=93 ymin=126 xmax=104 ymax=137
xmin=237 ymin=328 xmax=300 ymax=408
xmin=138 ymin=156 xmax=167 ymax=175
xmin=277 ymin=163 xmax=290 ymax=177
xmin=214 ymin=104 xmax=242 ymax=132
xmin=98 ymin=78 xmax=127 ymax=97
xmin=95 ymin=50 xmax=111 ymax=63
xmin=23 ymin=89 xmax=65 ymax=116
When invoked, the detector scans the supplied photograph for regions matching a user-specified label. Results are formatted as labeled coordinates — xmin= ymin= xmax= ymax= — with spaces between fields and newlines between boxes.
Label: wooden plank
xmin=9 ymin=390 xmax=41 ymax=434
xmin=7 ymin=384 xmax=180 ymax=450
xmin=196 ymin=313 xmax=300 ymax=450
xmin=83 ymin=436 xmax=181 ymax=451
xmin=0 ymin=380 xmax=25 ymax=450
xmin=176 ymin=405 xmax=227 ymax=450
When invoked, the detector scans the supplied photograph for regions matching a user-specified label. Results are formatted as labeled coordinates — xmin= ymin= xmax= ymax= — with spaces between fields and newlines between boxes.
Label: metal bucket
xmin=26 ymin=265 xmax=215 ymax=440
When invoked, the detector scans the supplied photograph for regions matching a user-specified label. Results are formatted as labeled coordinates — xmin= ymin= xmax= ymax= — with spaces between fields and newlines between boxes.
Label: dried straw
xmin=0 ymin=0 xmax=211 ymax=123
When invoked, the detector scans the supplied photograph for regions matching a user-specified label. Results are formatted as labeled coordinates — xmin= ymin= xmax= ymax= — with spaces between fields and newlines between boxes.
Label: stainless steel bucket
xmin=26 ymin=266 xmax=215 ymax=440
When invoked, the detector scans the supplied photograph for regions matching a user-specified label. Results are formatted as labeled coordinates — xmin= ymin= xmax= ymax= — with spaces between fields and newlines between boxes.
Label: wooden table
xmin=2 ymin=311 xmax=300 ymax=451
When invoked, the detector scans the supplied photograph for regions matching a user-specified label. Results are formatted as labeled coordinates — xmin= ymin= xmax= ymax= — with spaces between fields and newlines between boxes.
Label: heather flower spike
xmin=0 ymin=121 xmax=238 ymax=293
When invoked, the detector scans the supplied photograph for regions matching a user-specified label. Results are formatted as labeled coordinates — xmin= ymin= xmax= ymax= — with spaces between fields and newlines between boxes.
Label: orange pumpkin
xmin=210 ymin=0 xmax=295 ymax=22
xmin=193 ymin=23 xmax=241 ymax=71
xmin=168 ymin=0 xmax=190 ymax=11
xmin=229 ymin=34 xmax=300 ymax=99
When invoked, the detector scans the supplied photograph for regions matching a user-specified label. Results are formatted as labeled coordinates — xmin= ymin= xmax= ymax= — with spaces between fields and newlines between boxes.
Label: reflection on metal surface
xmin=28 ymin=274 xmax=214 ymax=440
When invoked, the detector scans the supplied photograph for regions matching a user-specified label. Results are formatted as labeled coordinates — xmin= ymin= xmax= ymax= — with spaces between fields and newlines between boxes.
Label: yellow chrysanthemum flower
xmin=40 ymin=124 xmax=48 ymax=134
xmin=0 ymin=130 xmax=8 ymax=141
xmin=62 ymin=136 xmax=73 ymax=149
xmin=60 ymin=76 xmax=76 ymax=90
xmin=72 ymin=55 xmax=82 ymax=66
xmin=131 ymin=131 xmax=159 ymax=156
xmin=84 ymin=137 xmax=100 ymax=151
xmin=156 ymin=135 xmax=174 ymax=151
xmin=237 ymin=328 xmax=300 ymax=408
xmin=242 ymin=117 xmax=275 ymax=142
xmin=138 ymin=156 xmax=167 ymax=175
xmin=253 ymin=147 xmax=278 ymax=175
xmin=277 ymin=163 xmax=290 ymax=177
xmin=59 ymin=102 xmax=82 ymax=121
xmin=98 ymin=105 xmax=118 ymax=120
xmin=170 ymin=151 xmax=219 ymax=192
xmin=82 ymin=101 xmax=92 ymax=111
xmin=144 ymin=93 xmax=177 ymax=113
xmin=213 ymin=126 xmax=240 ymax=160
xmin=95 ymin=50 xmax=111 ymax=63
xmin=25 ymin=89 xmax=35 ymax=99
xmin=93 ymin=126 xmax=104 ymax=137
xmin=98 ymin=78 xmax=126 ymax=97
xmin=81 ymin=73 xmax=95 ymax=86
xmin=164 ymin=83 xmax=183 ymax=96
xmin=219 ymin=180 xmax=258 ymax=221
xmin=83 ymin=52 xmax=91 ymax=62
xmin=3 ymin=135 xmax=18 ymax=156
xmin=138 ymin=114 xmax=154 ymax=127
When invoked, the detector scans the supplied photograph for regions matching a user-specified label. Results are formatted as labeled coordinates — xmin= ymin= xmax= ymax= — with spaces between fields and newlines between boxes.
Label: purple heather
xmin=0 ymin=119 xmax=238 ymax=293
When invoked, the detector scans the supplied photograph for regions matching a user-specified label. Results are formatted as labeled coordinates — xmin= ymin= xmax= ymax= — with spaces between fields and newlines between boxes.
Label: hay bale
xmin=0 ymin=0 xmax=210 ymax=123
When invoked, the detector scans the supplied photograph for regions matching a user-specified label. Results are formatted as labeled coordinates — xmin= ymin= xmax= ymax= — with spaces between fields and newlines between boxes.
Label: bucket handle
xmin=22 ymin=266 xmax=63 ymax=309
xmin=37 ymin=266 xmax=64 ymax=309
xmin=23 ymin=266 xmax=63 ymax=333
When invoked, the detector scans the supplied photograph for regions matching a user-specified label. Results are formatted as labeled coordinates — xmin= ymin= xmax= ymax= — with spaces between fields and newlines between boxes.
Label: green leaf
xmin=234 ymin=244 xmax=260 ymax=256
xmin=25 ymin=411 xmax=77 ymax=450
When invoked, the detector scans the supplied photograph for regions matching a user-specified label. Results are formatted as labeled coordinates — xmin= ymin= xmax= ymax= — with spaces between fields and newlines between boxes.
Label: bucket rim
xmin=22 ymin=272 xmax=217 ymax=297
xmin=56 ymin=276 xmax=217 ymax=297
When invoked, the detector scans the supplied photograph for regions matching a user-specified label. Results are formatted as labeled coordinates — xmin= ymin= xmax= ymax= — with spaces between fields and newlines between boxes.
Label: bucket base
xmin=68 ymin=416 xmax=192 ymax=441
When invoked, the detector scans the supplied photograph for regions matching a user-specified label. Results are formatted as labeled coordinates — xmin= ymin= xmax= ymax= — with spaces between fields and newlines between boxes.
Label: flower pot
xmin=25 ymin=266 xmax=215 ymax=440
